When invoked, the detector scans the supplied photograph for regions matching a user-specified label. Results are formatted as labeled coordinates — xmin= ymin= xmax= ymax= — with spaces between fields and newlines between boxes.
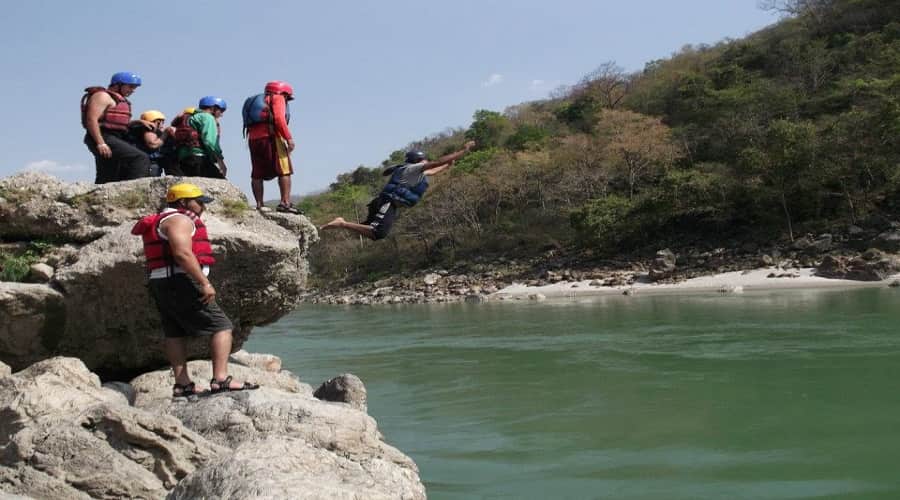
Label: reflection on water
xmin=247 ymin=287 xmax=900 ymax=499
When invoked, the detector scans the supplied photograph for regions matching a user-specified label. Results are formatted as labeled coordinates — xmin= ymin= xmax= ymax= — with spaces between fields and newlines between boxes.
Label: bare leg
xmin=278 ymin=175 xmax=292 ymax=206
xmin=165 ymin=337 xmax=191 ymax=386
xmin=319 ymin=217 xmax=375 ymax=239
xmin=209 ymin=329 xmax=250 ymax=389
xmin=251 ymin=179 xmax=264 ymax=208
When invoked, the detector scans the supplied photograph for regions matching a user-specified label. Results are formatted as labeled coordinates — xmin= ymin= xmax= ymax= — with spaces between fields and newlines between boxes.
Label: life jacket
xmin=172 ymin=112 xmax=200 ymax=149
xmin=242 ymin=93 xmax=290 ymax=136
xmin=131 ymin=208 xmax=215 ymax=272
xmin=380 ymin=164 xmax=429 ymax=207
xmin=81 ymin=87 xmax=131 ymax=132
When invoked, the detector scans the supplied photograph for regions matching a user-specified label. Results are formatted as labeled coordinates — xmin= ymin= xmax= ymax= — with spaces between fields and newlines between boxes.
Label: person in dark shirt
xmin=320 ymin=141 xmax=475 ymax=240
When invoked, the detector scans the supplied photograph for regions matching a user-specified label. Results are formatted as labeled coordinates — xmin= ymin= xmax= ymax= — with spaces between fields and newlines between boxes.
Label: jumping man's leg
xmin=319 ymin=217 xmax=375 ymax=239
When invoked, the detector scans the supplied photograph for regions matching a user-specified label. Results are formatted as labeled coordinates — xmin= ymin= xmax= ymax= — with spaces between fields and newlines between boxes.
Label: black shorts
xmin=148 ymin=273 xmax=233 ymax=338
xmin=364 ymin=196 xmax=397 ymax=240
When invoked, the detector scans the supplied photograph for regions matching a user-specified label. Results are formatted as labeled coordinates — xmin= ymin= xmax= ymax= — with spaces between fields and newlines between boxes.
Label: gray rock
xmin=759 ymin=254 xmax=775 ymax=267
xmin=102 ymin=381 xmax=137 ymax=406
xmin=464 ymin=294 xmax=488 ymax=303
xmin=0 ymin=283 xmax=66 ymax=369
xmin=423 ymin=273 xmax=440 ymax=286
xmin=314 ymin=373 xmax=368 ymax=412
xmin=528 ymin=293 xmax=546 ymax=301
xmin=24 ymin=263 xmax=53 ymax=283
xmin=229 ymin=350 xmax=282 ymax=373
xmin=874 ymin=230 xmax=900 ymax=251
xmin=130 ymin=360 xmax=313 ymax=408
xmin=0 ymin=360 xmax=10 ymax=377
xmin=811 ymin=234 xmax=833 ymax=253
xmin=167 ymin=436 xmax=425 ymax=500
xmin=0 ymin=357 xmax=226 ymax=499
xmin=649 ymin=248 xmax=676 ymax=281
xmin=0 ymin=174 xmax=317 ymax=377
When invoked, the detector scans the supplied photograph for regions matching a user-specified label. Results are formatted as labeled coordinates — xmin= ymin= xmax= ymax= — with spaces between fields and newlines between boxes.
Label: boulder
xmin=314 ymin=373 xmax=367 ymax=412
xmin=816 ymin=250 xmax=900 ymax=281
xmin=228 ymin=350 xmax=282 ymax=373
xmin=0 ymin=357 xmax=226 ymax=499
xmin=0 ymin=173 xmax=318 ymax=377
xmin=0 ymin=357 xmax=425 ymax=499
xmin=24 ymin=264 xmax=53 ymax=284
xmin=0 ymin=283 xmax=66 ymax=367
xmin=648 ymin=248 xmax=676 ymax=281
xmin=873 ymin=230 xmax=900 ymax=251
xmin=168 ymin=436 xmax=424 ymax=500
xmin=130 ymin=360 xmax=313 ymax=408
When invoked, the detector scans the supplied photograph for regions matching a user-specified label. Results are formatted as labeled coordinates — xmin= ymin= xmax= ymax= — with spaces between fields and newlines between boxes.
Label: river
xmin=246 ymin=287 xmax=900 ymax=499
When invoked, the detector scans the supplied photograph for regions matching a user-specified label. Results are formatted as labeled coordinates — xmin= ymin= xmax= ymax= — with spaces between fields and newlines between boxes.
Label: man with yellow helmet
xmin=131 ymin=183 xmax=259 ymax=398
xmin=129 ymin=110 xmax=175 ymax=176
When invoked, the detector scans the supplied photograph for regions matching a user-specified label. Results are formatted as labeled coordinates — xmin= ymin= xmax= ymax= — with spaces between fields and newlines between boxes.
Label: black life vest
xmin=380 ymin=165 xmax=429 ymax=207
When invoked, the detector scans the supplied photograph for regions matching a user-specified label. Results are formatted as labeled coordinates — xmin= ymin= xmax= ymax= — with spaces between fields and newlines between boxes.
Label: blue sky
xmin=0 ymin=1 xmax=777 ymax=199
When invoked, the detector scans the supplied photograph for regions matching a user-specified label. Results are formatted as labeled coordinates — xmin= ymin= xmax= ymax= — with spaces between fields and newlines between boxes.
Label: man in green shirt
xmin=175 ymin=96 xmax=228 ymax=178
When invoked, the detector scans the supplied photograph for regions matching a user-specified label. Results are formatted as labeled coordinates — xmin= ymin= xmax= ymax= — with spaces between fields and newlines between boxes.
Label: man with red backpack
xmin=243 ymin=81 xmax=301 ymax=213
xmin=81 ymin=72 xmax=153 ymax=183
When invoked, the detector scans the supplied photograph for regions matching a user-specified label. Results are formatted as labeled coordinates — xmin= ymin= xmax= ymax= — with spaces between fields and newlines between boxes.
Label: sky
xmin=0 ymin=1 xmax=778 ymax=200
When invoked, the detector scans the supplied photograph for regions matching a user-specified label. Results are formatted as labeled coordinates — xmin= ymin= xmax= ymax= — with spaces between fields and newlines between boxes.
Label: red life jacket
xmin=81 ymin=87 xmax=132 ymax=132
xmin=130 ymin=208 xmax=215 ymax=271
xmin=172 ymin=112 xmax=201 ymax=149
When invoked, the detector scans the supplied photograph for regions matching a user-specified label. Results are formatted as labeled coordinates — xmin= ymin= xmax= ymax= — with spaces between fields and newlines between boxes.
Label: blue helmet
xmin=405 ymin=150 xmax=427 ymax=163
xmin=110 ymin=72 xmax=142 ymax=86
xmin=198 ymin=96 xmax=227 ymax=110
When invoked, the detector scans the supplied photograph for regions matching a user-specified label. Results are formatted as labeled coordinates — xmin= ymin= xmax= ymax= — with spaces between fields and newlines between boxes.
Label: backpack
xmin=242 ymin=93 xmax=290 ymax=137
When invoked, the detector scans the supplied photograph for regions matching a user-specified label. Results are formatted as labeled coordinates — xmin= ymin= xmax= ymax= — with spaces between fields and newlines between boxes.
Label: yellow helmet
xmin=182 ymin=107 xmax=197 ymax=115
xmin=140 ymin=110 xmax=166 ymax=122
xmin=166 ymin=183 xmax=214 ymax=203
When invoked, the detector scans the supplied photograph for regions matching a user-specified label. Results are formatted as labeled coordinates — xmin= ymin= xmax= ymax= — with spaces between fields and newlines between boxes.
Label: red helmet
xmin=265 ymin=81 xmax=294 ymax=100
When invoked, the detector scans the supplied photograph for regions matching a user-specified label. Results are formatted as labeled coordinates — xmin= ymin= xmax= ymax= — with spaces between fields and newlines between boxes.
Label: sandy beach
xmin=494 ymin=267 xmax=900 ymax=299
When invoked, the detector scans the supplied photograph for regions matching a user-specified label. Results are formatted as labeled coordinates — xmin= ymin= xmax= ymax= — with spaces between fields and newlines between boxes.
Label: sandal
xmin=209 ymin=375 xmax=260 ymax=394
xmin=172 ymin=381 xmax=198 ymax=398
xmin=276 ymin=203 xmax=303 ymax=215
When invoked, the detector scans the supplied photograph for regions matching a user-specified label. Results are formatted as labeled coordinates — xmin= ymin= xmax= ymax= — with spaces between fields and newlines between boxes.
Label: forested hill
xmin=303 ymin=0 xmax=900 ymax=287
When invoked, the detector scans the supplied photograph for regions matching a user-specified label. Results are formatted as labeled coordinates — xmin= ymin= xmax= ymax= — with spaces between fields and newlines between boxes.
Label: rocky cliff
xmin=0 ymin=172 xmax=317 ymax=378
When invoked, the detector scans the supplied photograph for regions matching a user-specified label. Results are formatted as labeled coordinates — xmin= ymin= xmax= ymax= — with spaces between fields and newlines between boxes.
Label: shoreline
xmin=492 ymin=267 xmax=900 ymax=300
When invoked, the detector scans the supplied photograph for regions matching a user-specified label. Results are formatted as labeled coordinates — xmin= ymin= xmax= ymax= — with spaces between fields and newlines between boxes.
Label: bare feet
xmin=319 ymin=217 xmax=345 ymax=231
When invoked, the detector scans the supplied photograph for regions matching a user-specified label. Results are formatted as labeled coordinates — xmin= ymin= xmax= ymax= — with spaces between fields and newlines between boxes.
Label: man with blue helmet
xmin=81 ymin=71 xmax=152 ymax=183
xmin=174 ymin=96 xmax=228 ymax=178
xmin=320 ymin=140 xmax=476 ymax=240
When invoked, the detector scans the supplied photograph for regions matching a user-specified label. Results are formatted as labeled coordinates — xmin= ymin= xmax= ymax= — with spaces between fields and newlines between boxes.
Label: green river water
xmin=246 ymin=287 xmax=900 ymax=499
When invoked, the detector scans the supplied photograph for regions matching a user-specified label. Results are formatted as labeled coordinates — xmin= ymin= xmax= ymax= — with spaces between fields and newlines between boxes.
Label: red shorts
xmin=249 ymin=136 xmax=293 ymax=180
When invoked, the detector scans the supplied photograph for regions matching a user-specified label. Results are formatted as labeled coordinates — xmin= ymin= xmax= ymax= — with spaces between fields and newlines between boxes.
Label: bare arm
xmin=421 ymin=140 xmax=476 ymax=170
xmin=423 ymin=160 xmax=453 ymax=177
xmin=143 ymin=130 xmax=164 ymax=149
xmin=85 ymin=92 xmax=115 ymax=158
xmin=160 ymin=215 xmax=216 ymax=303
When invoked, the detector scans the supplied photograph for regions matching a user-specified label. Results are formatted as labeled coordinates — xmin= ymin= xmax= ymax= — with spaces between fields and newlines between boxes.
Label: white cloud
xmin=22 ymin=160 xmax=88 ymax=173
xmin=481 ymin=73 xmax=503 ymax=87
xmin=530 ymin=79 xmax=545 ymax=89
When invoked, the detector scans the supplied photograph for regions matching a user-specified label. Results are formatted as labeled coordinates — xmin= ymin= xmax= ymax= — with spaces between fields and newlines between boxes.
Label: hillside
xmin=303 ymin=0 xmax=900 ymax=289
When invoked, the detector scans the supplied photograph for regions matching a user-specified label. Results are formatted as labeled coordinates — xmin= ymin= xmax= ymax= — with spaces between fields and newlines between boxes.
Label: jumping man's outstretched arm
xmin=422 ymin=140 xmax=476 ymax=175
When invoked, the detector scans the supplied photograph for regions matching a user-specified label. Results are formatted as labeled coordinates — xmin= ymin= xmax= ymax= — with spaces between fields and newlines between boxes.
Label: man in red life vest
xmin=81 ymin=71 xmax=153 ymax=183
xmin=245 ymin=81 xmax=301 ymax=213
xmin=131 ymin=183 xmax=258 ymax=399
